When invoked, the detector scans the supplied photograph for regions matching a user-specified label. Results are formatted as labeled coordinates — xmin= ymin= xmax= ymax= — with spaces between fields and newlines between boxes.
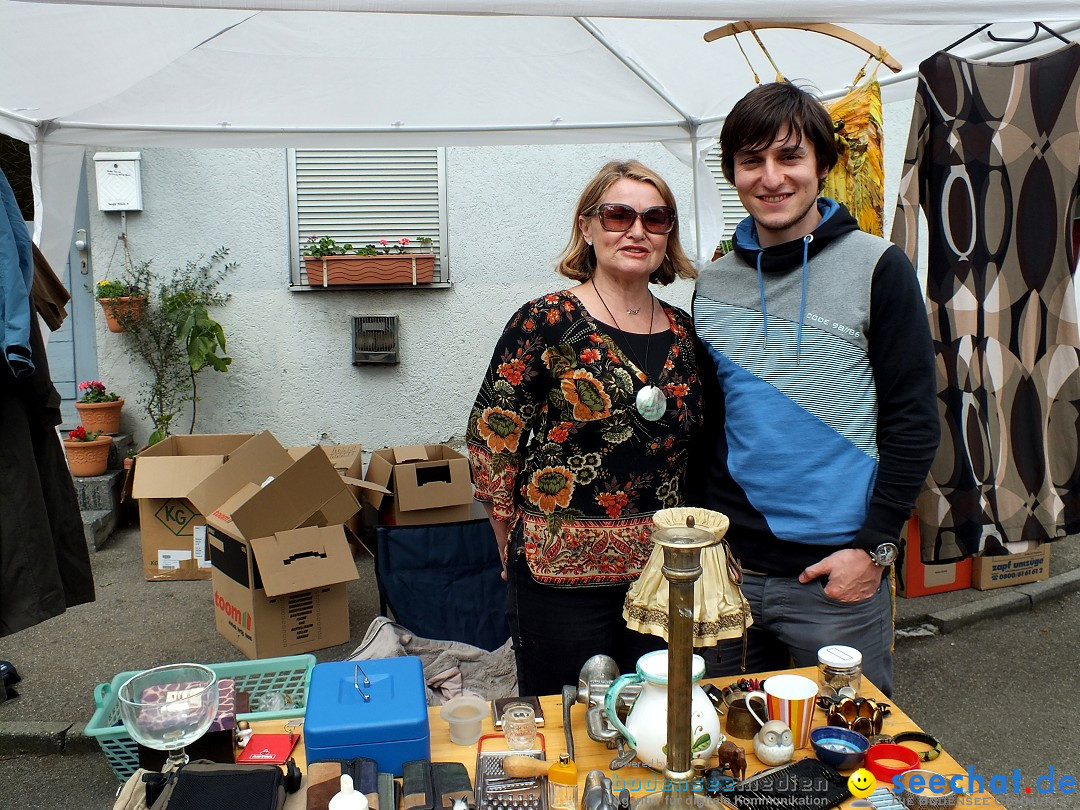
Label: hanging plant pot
xmin=63 ymin=435 xmax=113 ymax=477
xmin=304 ymin=254 xmax=436 ymax=286
xmin=98 ymin=296 xmax=146 ymax=332
xmin=74 ymin=398 xmax=125 ymax=434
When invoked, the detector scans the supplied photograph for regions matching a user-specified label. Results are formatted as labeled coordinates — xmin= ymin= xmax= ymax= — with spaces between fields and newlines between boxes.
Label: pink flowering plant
xmin=304 ymin=235 xmax=429 ymax=258
xmin=77 ymin=380 xmax=121 ymax=403
xmin=66 ymin=425 xmax=104 ymax=442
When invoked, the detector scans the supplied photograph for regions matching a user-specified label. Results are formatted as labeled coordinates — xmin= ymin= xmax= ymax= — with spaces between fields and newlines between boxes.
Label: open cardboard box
xmin=290 ymin=443 xmax=366 ymax=538
xmin=364 ymin=444 xmax=473 ymax=525
xmin=131 ymin=434 xmax=254 ymax=581
xmin=896 ymin=515 xmax=972 ymax=598
xmin=190 ymin=431 xmax=387 ymax=658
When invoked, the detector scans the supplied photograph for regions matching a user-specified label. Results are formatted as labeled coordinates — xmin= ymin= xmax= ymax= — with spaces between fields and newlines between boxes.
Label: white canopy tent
xmin=3 ymin=0 xmax=1080 ymax=272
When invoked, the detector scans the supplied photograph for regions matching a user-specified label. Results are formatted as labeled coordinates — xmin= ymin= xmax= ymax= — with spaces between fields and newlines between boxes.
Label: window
xmin=704 ymin=147 xmax=748 ymax=240
xmin=288 ymin=148 xmax=448 ymax=287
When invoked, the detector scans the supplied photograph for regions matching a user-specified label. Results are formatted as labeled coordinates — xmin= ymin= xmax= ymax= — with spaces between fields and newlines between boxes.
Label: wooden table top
xmin=262 ymin=665 xmax=1003 ymax=810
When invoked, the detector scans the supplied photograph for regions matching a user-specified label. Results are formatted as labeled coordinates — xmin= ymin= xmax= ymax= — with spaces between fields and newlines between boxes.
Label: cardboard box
xmin=971 ymin=545 xmax=1050 ymax=591
xmin=364 ymin=444 xmax=473 ymax=525
xmin=897 ymin=515 xmax=972 ymax=598
xmin=131 ymin=434 xmax=253 ymax=581
xmin=194 ymin=431 xmax=385 ymax=658
xmin=292 ymin=444 xmax=366 ymax=537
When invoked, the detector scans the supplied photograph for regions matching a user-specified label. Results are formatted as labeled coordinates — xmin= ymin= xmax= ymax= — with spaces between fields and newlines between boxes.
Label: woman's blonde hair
xmin=557 ymin=160 xmax=697 ymax=285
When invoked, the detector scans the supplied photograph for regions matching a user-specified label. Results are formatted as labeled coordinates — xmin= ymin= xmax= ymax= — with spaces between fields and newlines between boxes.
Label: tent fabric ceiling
xmin=3 ymin=2 xmax=1080 ymax=148
xmin=3 ymin=1 xmax=1079 ymax=271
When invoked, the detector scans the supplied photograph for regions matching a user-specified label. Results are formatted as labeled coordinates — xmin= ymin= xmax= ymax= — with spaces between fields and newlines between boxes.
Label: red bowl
xmin=865 ymin=742 xmax=920 ymax=782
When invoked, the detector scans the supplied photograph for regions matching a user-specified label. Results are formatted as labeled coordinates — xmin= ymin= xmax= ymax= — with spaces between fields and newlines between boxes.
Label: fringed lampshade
xmin=623 ymin=507 xmax=753 ymax=647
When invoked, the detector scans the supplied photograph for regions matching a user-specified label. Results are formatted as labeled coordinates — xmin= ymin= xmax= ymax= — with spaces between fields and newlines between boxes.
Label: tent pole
xmin=573 ymin=16 xmax=694 ymax=128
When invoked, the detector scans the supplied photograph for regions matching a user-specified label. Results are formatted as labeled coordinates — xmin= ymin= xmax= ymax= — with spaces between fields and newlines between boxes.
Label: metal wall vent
xmin=353 ymin=315 xmax=399 ymax=364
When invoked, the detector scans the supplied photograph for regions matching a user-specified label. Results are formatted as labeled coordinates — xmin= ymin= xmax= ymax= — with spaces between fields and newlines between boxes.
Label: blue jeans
xmin=700 ymin=572 xmax=894 ymax=697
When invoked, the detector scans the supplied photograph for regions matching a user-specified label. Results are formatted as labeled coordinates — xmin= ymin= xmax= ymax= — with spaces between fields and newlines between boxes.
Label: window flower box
xmin=304 ymin=254 xmax=436 ymax=286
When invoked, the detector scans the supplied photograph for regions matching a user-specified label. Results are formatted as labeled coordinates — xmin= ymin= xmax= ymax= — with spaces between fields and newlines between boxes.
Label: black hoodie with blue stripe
xmin=691 ymin=199 xmax=939 ymax=576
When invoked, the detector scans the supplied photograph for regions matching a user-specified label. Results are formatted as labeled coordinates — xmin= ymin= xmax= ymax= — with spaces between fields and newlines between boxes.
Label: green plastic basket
xmin=84 ymin=654 xmax=316 ymax=781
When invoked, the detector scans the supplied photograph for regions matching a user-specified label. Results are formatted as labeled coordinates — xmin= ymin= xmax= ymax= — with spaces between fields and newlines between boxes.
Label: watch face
xmin=875 ymin=543 xmax=899 ymax=566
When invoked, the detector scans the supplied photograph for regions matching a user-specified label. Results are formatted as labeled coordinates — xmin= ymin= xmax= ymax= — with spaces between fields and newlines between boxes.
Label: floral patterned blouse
xmin=467 ymin=290 xmax=703 ymax=586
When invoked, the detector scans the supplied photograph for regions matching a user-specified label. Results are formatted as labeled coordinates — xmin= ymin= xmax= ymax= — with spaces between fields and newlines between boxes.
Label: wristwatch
xmin=864 ymin=542 xmax=899 ymax=567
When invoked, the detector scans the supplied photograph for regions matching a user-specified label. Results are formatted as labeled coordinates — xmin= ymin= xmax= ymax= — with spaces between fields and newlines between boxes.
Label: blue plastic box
xmin=303 ymin=656 xmax=430 ymax=776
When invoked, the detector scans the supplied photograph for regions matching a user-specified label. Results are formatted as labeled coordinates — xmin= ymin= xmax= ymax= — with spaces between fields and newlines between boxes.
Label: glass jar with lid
xmin=817 ymin=644 xmax=862 ymax=697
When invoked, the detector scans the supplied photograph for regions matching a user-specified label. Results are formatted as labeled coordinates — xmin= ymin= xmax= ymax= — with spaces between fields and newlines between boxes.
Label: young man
xmin=691 ymin=83 xmax=939 ymax=697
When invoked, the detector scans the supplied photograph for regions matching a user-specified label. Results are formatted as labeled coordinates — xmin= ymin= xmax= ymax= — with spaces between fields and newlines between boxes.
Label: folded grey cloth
xmin=347 ymin=616 xmax=516 ymax=704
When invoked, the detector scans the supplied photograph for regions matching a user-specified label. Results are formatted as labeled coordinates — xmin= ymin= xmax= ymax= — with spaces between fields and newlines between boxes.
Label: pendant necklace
xmin=591 ymin=280 xmax=668 ymax=421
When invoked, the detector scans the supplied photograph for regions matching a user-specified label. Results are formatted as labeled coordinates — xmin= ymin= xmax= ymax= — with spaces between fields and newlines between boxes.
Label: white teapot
xmin=604 ymin=650 xmax=722 ymax=771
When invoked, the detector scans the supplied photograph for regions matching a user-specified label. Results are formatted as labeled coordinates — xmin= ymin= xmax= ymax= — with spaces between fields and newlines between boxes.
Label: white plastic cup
xmin=439 ymin=696 xmax=489 ymax=745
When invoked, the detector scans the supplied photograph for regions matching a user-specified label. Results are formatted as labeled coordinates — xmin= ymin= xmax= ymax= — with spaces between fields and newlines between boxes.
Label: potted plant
xmin=74 ymin=380 xmax=125 ymax=434
xmin=63 ymin=425 xmax=113 ymax=477
xmin=114 ymin=247 xmax=236 ymax=445
xmin=95 ymin=279 xmax=147 ymax=332
xmin=303 ymin=235 xmax=436 ymax=286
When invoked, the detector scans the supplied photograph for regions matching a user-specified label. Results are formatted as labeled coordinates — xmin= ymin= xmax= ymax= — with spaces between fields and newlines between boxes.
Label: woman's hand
xmin=483 ymin=504 xmax=512 ymax=582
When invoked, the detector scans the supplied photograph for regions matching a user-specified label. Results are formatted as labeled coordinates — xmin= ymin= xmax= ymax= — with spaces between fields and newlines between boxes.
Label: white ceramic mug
xmin=744 ymin=673 xmax=818 ymax=749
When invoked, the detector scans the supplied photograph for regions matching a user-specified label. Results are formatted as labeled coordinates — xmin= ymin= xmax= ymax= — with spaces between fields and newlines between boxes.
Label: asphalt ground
xmin=1 ymin=519 xmax=1078 ymax=808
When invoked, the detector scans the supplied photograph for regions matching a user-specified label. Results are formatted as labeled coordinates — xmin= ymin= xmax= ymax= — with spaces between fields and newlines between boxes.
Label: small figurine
xmin=752 ymin=720 xmax=794 ymax=766
xmin=717 ymin=740 xmax=747 ymax=782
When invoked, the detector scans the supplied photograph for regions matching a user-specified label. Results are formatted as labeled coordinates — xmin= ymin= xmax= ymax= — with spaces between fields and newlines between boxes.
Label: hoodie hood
xmin=730 ymin=198 xmax=860 ymax=360
xmin=733 ymin=198 xmax=859 ymax=273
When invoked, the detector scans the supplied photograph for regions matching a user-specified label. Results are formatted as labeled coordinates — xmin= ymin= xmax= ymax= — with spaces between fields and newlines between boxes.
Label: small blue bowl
xmin=810 ymin=726 xmax=870 ymax=770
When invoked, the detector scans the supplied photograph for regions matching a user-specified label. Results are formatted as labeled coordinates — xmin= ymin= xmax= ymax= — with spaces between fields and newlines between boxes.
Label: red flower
xmin=579 ymin=348 xmax=601 ymax=364
xmin=68 ymin=426 xmax=87 ymax=440
xmin=597 ymin=491 xmax=629 ymax=519
xmin=548 ymin=422 xmax=572 ymax=442
xmin=546 ymin=309 xmax=562 ymax=325
xmin=498 ymin=358 xmax=527 ymax=385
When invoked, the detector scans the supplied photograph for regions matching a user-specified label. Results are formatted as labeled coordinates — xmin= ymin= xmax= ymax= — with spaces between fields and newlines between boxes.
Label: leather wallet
xmin=402 ymin=759 xmax=435 ymax=810
xmin=433 ymin=762 xmax=474 ymax=809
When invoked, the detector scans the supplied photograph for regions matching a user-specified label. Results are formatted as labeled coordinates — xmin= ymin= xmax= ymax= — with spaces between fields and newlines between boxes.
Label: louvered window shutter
xmin=704 ymin=148 xmax=748 ymax=241
xmin=290 ymin=148 xmax=447 ymax=286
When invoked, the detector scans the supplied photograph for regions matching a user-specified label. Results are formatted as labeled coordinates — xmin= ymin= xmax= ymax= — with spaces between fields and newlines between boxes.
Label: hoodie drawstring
xmin=796 ymin=234 xmax=813 ymax=363
xmin=755 ymin=233 xmax=813 ymax=361
xmin=755 ymin=252 xmax=768 ymax=346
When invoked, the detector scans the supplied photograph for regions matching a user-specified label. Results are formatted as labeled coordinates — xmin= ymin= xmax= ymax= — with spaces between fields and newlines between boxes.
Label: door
xmin=46 ymin=168 xmax=99 ymax=426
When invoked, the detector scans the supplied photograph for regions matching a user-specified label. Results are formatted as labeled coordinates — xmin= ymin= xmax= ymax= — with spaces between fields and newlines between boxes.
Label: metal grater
xmin=476 ymin=748 xmax=548 ymax=810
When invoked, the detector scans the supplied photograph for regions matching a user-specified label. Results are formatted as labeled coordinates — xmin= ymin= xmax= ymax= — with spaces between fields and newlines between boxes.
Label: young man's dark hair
xmin=719 ymin=82 xmax=839 ymax=185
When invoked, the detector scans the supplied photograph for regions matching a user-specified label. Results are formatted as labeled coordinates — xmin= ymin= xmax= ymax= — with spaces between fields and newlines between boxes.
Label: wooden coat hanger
xmin=703 ymin=21 xmax=903 ymax=73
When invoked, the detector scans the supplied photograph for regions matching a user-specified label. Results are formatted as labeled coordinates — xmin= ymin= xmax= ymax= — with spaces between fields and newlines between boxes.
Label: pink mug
xmin=744 ymin=673 xmax=818 ymax=749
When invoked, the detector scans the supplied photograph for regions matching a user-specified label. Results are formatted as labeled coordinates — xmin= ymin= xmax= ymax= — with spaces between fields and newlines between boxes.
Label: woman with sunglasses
xmin=467 ymin=160 xmax=702 ymax=695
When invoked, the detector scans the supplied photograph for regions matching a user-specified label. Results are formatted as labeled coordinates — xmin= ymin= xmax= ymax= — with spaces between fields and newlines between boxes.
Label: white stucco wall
xmin=86 ymin=143 xmax=696 ymax=451
xmin=85 ymin=93 xmax=926 ymax=452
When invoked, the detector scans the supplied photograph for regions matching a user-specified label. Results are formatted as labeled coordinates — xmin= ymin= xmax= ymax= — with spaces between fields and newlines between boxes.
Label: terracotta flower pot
xmin=64 ymin=435 xmax=113 ymax=477
xmin=98 ymin=296 xmax=146 ymax=332
xmin=304 ymin=254 xmax=436 ymax=286
xmin=74 ymin=398 xmax=125 ymax=435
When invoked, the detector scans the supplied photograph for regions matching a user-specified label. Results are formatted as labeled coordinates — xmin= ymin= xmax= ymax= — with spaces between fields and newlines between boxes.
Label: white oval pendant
xmin=635 ymin=385 xmax=667 ymax=421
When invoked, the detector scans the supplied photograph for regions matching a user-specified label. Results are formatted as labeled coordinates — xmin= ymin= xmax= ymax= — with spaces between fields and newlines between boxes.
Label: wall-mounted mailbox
xmin=93 ymin=152 xmax=143 ymax=211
